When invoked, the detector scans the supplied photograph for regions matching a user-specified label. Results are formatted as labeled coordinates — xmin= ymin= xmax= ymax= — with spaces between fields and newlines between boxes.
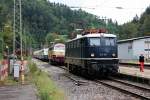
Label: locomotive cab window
xmin=89 ymin=38 xmax=100 ymax=46
xmin=105 ymin=37 xmax=116 ymax=46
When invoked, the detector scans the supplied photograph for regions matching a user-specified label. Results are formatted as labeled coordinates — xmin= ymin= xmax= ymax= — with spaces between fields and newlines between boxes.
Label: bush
xmin=0 ymin=53 xmax=3 ymax=60
xmin=29 ymin=62 xmax=65 ymax=100
xmin=29 ymin=62 xmax=38 ymax=73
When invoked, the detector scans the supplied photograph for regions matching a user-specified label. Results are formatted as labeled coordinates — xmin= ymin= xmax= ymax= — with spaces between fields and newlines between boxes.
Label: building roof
xmin=118 ymin=36 xmax=150 ymax=43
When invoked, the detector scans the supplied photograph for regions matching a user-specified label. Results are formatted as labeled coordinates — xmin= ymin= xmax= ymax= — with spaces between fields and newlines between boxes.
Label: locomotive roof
xmin=67 ymin=33 xmax=116 ymax=42
xmin=49 ymin=43 xmax=65 ymax=48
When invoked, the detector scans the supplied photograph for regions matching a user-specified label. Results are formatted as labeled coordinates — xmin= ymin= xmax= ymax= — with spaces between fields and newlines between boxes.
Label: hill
xmin=0 ymin=0 xmax=119 ymax=50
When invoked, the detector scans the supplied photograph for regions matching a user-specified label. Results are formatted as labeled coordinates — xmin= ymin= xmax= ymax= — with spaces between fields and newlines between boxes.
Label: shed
xmin=118 ymin=36 xmax=150 ymax=60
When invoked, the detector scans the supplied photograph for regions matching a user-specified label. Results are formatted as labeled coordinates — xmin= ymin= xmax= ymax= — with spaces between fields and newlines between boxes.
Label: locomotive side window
xmin=89 ymin=38 xmax=100 ymax=46
xmin=105 ymin=38 xmax=115 ymax=46
xmin=70 ymin=42 xmax=72 ymax=48
xmin=74 ymin=41 xmax=76 ymax=48
xmin=69 ymin=42 xmax=71 ymax=48
xmin=77 ymin=40 xmax=80 ymax=47
xmin=72 ymin=42 xmax=73 ymax=48
xmin=68 ymin=43 xmax=69 ymax=48
xmin=73 ymin=41 xmax=75 ymax=48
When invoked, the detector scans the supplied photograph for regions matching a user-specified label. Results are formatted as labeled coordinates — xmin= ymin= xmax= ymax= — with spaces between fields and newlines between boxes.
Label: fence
xmin=0 ymin=60 xmax=8 ymax=81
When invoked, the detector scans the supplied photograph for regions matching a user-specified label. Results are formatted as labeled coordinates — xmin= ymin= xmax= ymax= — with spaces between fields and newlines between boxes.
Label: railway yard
xmin=33 ymin=58 xmax=150 ymax=100
xmin=2 ymin=0 xmax=150 ymax=99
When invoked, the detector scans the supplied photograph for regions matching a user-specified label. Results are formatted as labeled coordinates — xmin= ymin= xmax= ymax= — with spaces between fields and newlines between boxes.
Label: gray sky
xmin=48 ymin=0 xmax=150 ymax=24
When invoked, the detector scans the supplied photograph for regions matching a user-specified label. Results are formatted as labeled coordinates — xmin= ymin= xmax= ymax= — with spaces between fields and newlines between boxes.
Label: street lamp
xmin=6 ymin=45 xmax=9 ymax=59
xmin=6 ymin=45 xmax=10 ymax=74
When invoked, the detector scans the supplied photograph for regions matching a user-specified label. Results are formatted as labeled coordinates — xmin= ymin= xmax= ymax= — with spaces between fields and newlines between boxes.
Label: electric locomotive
xmin=65 ymin=29 xmax=118 ymax=77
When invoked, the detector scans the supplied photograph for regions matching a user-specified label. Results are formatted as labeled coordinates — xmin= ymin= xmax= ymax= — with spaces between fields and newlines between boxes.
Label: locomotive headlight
xmin=91 ymin=53 xmax=95 ymax=57
xmin=112 ymin=53 xmax=116 ymax=57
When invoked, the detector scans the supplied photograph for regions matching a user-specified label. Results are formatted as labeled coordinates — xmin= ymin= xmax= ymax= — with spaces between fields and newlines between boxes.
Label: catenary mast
xmin=13 ymin=0 xmax=23 ymax=59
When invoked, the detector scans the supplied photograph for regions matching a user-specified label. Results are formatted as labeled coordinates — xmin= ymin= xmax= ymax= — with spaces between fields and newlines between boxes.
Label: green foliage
xmin=0 ymin=53 xmax=2 ymax=60
xmin=45 ymin=33 xmax=66 ymax=46
xmin=0 ymin=35 xmax=3 ymax=59
xmin=119 ymin=22 xmax=139 ymax=39
xmin=0 ymin=0 xmax=122 ymax=48
xmin=29 ymin=62 xmax=65 ymax=100
xmin=0 ymin=76 xmax=19 ymax=86
xmin=45 ymin=33 xmax=58 ymax=44
xmin=29 ymin=62 xmax=38 ymax=73
xmin=141 ymin=15 xmax=150 ymax=34
xmin=21 ymin=0 xmax=119 ymax=44
xmin=119 ymin=6 xmax=150 ymax=39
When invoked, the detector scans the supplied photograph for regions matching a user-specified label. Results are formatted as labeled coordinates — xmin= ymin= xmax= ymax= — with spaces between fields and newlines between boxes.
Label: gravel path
xmin=33 ymin=59 xmax=139 ymax=100
xmin=0 ymin=85 xmax=38 ymax=100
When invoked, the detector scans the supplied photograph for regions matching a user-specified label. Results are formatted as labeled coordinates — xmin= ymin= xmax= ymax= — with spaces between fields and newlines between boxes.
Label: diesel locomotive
xmin=48 ymin=43 xmax=65 ymax=65
xmin=65 ymin=29 xmax=119 ymax=77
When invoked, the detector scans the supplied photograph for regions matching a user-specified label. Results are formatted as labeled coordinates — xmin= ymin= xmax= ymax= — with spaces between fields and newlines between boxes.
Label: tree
xmin=141 ymin=15 xmax=150 ymax=35
xmin=119 ymin=23 xmax=138 ymax=39
xmin=0 ymin=0 xmax=120 ymax=50
xmin=45 ymin=33 xmax=59 ymax=46
xmin=45 ymin=33 xmax=66 ymax=46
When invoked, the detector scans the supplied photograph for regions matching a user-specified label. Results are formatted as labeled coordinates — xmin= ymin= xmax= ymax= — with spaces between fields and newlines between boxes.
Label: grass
xmin=0 ymin=76 xmax=19 ymax=86
xmin=29 ymin=61 xmax=65 ymax=100
xmin=0 ymin=53 xmax=3 ymax=60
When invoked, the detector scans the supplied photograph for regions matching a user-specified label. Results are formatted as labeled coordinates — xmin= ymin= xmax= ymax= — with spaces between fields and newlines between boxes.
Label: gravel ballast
xmin=33 ymin=59 xmax=139 ymax=100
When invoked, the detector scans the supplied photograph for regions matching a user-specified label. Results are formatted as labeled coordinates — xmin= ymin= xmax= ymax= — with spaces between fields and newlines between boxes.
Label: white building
xmin=118 ymin=36 xmax=150 ymax=60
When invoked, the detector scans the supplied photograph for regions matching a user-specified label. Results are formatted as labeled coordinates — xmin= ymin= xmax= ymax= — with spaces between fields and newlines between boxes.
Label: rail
xmin=96 ymin=80 xmax=150 ymax=100
xmin=108 ymin=77 xmax=150 ymax=91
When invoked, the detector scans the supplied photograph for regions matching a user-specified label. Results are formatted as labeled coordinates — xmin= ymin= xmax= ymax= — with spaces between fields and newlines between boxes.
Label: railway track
xmin=35 ymin=59 xmax=150 ymax=99
xmin=109 ymin=77 xmax=150 ymax=91
xmin=63 ymin=73 xmax=89 ymax=86
xmin=64 ymin=72 xmax=150 ymax=99
xmin=96 ymin=78 xmax=150 ymax=100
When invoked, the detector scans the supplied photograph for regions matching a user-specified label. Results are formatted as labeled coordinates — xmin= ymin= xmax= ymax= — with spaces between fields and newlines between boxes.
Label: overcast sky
xmin=48 ymin=0 xmax=150 ymax=24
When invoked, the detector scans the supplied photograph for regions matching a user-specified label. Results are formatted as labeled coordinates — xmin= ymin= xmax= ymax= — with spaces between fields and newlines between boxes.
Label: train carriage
xmin=33 ymin=48 xmax=49 ymax=61
xmin=65 ymin=29 xmax=119 ymax=77
xmin=48 ymin=43 xmax=65 ymax=65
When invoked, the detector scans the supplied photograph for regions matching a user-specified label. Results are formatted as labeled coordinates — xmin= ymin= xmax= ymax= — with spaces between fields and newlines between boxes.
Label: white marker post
xmin=13 ymin=63 xmax=20 ymax=81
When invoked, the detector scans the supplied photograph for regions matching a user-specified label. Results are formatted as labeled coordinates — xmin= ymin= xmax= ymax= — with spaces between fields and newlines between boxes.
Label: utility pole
xmin=13 ymin=0 xmax=16 ymax=56
xmin=19 ymin=0 xmax=22 ymax=59
xmin=13 ymin=0 xmax=23 ymax=60
xmin=101 ymin=16 xmax=108 ymax=28
xmin=13 ymin=0 xmax=24 ymax=82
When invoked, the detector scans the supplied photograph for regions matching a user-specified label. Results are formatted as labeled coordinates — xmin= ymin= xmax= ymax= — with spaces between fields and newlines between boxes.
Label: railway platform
xmin=119 ymin=66 xmax=150 ymax=79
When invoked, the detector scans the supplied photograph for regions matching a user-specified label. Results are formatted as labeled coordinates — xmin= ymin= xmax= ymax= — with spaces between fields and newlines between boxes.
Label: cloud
xmin=48 ymin=0 xmax=150 ymax=24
